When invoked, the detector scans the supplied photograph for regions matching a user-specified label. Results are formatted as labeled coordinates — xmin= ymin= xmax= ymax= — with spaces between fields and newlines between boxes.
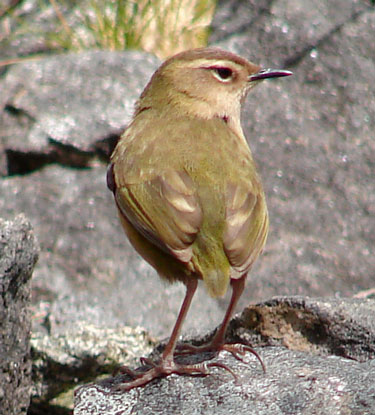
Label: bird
xmin=107 ymin=47 xmax=292 ymax=391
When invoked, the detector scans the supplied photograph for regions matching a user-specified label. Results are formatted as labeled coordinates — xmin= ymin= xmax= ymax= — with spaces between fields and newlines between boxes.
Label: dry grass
xmin=50 ymin=0 xmax=216 ymax=58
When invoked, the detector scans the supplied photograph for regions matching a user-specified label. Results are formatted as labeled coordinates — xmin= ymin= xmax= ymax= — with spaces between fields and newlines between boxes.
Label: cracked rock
xmin=0 ymin=50 xmax=160 ymax=175
xmin=0 ymin=215 xmax=39 ymax=415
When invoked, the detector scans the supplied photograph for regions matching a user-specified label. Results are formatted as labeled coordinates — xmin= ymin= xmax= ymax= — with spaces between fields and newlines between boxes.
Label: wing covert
xmin=114 ymin=169 xmax=202 ymax=263
xmin=223 ymin=182 xmax=268 ymax=276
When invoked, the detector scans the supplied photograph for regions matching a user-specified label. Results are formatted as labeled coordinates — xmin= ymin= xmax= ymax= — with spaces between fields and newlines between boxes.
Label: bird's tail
xmin=204 ymin=269 xmax=230 ymax=298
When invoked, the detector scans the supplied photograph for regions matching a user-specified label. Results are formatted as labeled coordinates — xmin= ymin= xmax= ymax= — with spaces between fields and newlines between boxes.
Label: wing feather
xmin=115 ymin=169 xmax=202 ymax=263
xmin=223 ymin=183 xmax=268 ymax=276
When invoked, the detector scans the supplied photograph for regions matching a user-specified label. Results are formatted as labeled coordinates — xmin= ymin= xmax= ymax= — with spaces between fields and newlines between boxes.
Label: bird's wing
xmin=223 ymin=182 xmax=268 ymax=276
xmin=113 ymin=168 xmax=202 ymax=263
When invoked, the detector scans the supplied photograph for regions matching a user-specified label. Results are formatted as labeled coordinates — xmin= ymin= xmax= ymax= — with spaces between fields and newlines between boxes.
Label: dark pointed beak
xmin=249 ymin=68 xmax=293 ymax=82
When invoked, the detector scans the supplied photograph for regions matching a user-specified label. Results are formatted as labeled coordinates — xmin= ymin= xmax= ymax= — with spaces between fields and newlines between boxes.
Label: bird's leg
xmin=115 ymin=278 xmax=231 ymax=391
xmin=209 ymin=277 xmax=246 ymax=347
xmin=176 ymin=277 xmax=266 ymax=373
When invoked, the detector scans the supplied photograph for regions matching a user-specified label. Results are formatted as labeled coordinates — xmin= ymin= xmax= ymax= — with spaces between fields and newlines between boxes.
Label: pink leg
xmin=210 ymin=277 xmax=246 ymax=347
xmin=161 ymin=279 xmax=198 ymax=364
xmin=176 ymin=277 xmax=265 ymax=372
xmin=115 ymin=278 xmax=233 ymax=391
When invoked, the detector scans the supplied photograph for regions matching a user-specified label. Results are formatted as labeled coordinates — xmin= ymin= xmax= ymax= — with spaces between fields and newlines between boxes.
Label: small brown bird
xmin=107 ymin=48 xmax=292 ymax=390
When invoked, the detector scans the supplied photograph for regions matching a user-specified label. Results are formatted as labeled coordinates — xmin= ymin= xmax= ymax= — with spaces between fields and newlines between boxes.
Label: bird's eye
xmin=211 ymin=67 xmax=233 ymax=82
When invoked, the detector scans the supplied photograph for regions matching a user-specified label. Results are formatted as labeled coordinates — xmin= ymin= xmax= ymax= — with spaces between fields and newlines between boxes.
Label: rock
xmin=31 ymin=324 xmax=154 ymax=411
xmin=232 ymin=296 xmax=375 ymax=362
xmin=0 ymin=215 xmax=39 ymax=415
xmin=0 ymin=50 xmax=160 ymax=175
xmin=74 ymin=297 xmax=375 ymax=414
xmin=211 ymin=0 xmax=369 ymax=67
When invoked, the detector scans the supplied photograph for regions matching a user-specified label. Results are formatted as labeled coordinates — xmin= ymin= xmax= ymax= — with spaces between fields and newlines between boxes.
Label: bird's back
xmin=111 ymin=111 xmax=268 ymax=297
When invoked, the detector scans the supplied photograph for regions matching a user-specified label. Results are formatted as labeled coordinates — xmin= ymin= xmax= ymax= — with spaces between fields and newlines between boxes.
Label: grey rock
xmin=0 ymin=50 xmax=160 ymax=174
xmin=0 ymin=215 xmax=38 ymax=415
xmin=31 ymin=324 xmax=153 ymax=411
xmin=72 ymin=0 xmax=375 ymax=410
xmin=211 ymin=0 xmax=369 ymax=68
xmin=74 ymin=296 xmax=375 ymax=415
xmin=232 ymin=296 xmax=375 ymax=362
xmin=74 ymin=351 xmax=375 ymax=415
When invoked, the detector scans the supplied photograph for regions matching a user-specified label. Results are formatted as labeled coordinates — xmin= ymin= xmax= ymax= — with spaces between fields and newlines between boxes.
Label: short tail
xmin=204 ymin=269 xmax=230 ymax=298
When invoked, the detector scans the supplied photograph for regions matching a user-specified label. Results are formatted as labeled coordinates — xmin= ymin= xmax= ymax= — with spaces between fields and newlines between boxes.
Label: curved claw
xmin=114 ymin=366 xmax=161 ymax=391
xmin=221 ymin=344 xmax=266 ymax=374
xmin=175 ymin=342 xmax=266 ymax=373
xmin=113 ymin=342 xmax=265 ymax=392
xmin=113 ymin=358 xmax=241 ymax=392
xmin=221 ymin=343 xmax=266 ymax=373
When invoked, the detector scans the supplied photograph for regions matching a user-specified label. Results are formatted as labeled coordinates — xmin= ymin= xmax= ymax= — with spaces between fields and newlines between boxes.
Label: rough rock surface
xmin=231 ymin=296 xmax=375 ymax=362
xmin=74 ymin=297 xmax=375 ymax=415
xmin=31 ymin=324 xmax=154 ymax=412
xmin=0 ymin=50 xmax=160 ymax=175
xmin=0 ymin=215 xmax=39 ymax=415
xmin=75 ymin=350 xmax=375 ymax=415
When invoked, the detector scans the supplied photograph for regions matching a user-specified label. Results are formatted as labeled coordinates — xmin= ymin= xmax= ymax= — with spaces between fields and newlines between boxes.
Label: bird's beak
xmin=249 ymin=68 xmax=293 ymax=82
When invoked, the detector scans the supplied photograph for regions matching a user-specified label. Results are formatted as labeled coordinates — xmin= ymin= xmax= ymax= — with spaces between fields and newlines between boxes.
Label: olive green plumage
xmin=110 ymin=48 xmax=271 ymax=297
xmin=107 ymin=47 xmax=292 ymax=391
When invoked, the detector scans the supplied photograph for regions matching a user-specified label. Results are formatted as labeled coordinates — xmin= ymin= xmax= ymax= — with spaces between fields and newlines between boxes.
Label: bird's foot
xmin=175 ymin=342 xmax=266 ymax=373
xmin=114 ymin=356 xmax=238 ymax=392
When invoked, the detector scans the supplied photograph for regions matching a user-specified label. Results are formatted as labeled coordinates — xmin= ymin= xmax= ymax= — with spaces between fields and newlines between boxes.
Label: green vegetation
xmin=0 ymin=0 xmax=216 ymax=59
